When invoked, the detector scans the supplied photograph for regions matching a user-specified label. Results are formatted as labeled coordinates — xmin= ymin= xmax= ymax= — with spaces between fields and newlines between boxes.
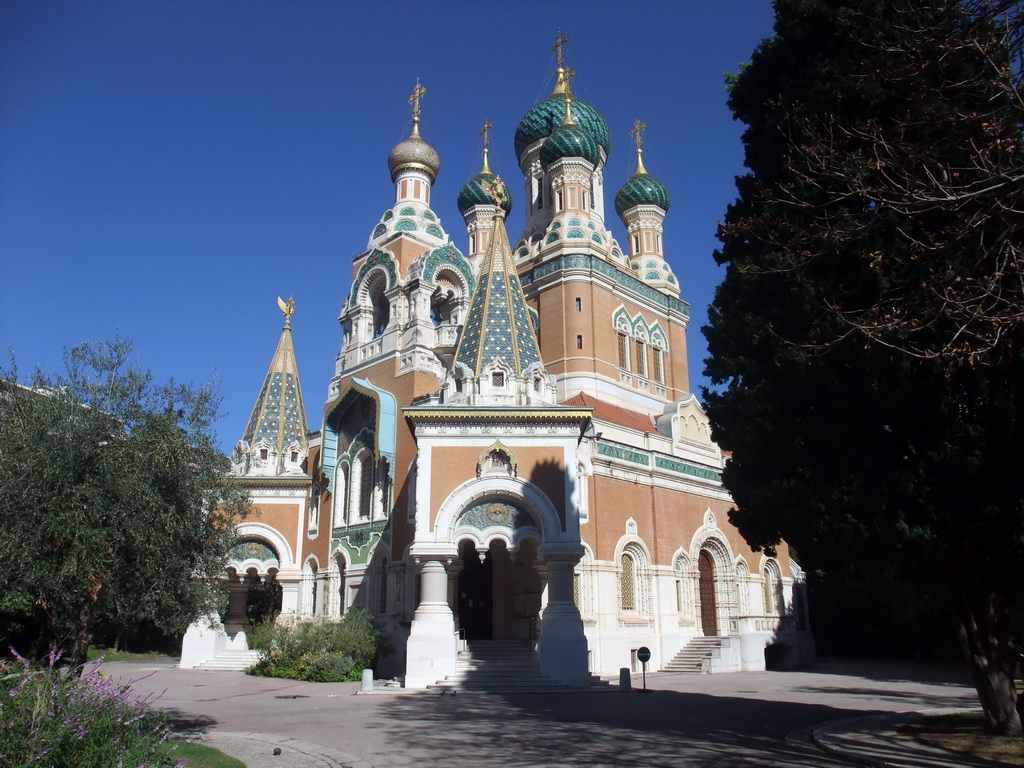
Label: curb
xmin=192 ymin=731 xmax=372 ymax=768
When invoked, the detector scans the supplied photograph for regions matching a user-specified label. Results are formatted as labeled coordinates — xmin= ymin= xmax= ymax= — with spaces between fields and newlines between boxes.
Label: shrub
xmin=248 ymin=609 xmax=391 ymax=683
xmin=0 ymin=650 xmax=183 ymax=767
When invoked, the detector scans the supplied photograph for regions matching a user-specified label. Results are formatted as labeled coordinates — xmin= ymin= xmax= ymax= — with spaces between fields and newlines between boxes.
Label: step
xmin=194 ymin=650 xmax=259 ymax=671
xmin=660 ymin=637 xmax=724 ymax=674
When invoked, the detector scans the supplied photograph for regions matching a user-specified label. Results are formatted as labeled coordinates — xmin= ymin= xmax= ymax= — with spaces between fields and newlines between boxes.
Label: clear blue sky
xmin=1 ymin=1 xmax=776 ymax=451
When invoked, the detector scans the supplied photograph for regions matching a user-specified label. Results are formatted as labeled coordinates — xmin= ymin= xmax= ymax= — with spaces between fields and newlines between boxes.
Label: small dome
xmin=458 ymin=172 xmax=513 ymax=215
xmin=540 ymin=123 xmax=600 ymax=168
xmin=388 ymin=134 xmax=440 ymax=183
xmin=515 ymin=93 xmax=610 ymax=161
xmin=615 ymin=172 xmax=671 ymax=217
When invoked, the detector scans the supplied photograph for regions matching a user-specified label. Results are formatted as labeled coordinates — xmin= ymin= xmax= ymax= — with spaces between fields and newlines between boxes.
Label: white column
xmin=537 ymin=552 xmax=589 ymax=688
xmin=404 ymin=552 xmax=458 ymax=688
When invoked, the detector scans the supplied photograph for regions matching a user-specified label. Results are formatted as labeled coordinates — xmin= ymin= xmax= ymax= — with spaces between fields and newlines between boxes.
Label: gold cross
xmin=630 ymin=119 xmax=647 ymax=152
xmin=480 ymin=119 xmax=493 ymax=151
xmin=551 ymin=32 xmax=570 ymax=69
xmin=409 ymin=81 xmax=426 ymax=122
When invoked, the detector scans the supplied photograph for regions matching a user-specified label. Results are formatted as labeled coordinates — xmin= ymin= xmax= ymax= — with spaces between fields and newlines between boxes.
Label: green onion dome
xmin=388 ymin=133 xmax=441 ymax=183
xmin=540 ymin=122 xmax=601 ymax=168
xmin=615 ymin=169 xmax=671 ymax=217
xmin=515 ymin=93 xmax=610 ymax=161
xmin=457 ymin=172 xmax=513 ymax=215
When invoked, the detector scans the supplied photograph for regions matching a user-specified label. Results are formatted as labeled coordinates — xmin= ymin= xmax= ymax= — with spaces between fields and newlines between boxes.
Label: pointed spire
xmin=453 ymin=179 xmax=542 ymax=377
xmin=480 ymin=119 xmax=493 ymax=174
xmin=241 ymin=297 xmax=309 ymax=457
xmin=630 ymin=119 xmax=648 ymax=175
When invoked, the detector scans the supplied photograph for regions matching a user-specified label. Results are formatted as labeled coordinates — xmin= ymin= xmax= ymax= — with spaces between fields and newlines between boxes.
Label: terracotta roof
xmin=560 ymin=393 xmax=656 ymax=433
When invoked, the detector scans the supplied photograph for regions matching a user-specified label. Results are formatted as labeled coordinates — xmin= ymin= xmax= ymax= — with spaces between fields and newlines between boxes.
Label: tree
xmin=0 ymin=337 xmax=249 ymax=668
xmin=704 ymin=0 xmax=1024 ymax=735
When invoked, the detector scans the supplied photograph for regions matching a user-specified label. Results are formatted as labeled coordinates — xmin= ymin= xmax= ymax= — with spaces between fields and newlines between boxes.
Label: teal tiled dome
xmin=515 ymin=93 xmax=610 ymax=160
xmin=615 ymin=172 xmax=671 ymax=217
xmin=457 ymin=172 xmax=513 ymax=215
xmin=540 ymin=123 xmax=600 ymax=168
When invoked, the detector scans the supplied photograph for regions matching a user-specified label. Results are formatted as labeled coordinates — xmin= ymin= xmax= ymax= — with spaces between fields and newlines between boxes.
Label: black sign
xmin=637 ymin=646 xmax=651 ymax=663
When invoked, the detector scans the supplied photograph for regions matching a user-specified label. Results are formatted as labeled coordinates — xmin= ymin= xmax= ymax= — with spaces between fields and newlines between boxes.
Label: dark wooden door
xmin=698 ymin=551 xmax=718 ymax=636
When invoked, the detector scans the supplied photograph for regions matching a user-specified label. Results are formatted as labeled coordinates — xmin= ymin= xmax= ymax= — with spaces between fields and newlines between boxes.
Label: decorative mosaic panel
xmin=395 ymin=219 xmax=417 ymax=232
xmin=425 ymin=224 xmax=443 ymax=238
xmin=655 ymin=456 xmax=722 ymax=483
xmin=399 ymin=207 xmax=416 ymax=215
xmin=351 ymin=249 xmax=398 ymax=298
xmin=458 ymin=501 xmax=535 ymax=531
xmin=382 ymin=210 xmax=393 ymax=221
xmin=567 ymin=229 xmax=585 ymax=239
xmin=229 ymin=541 xmax=277 ymax=562
xmin=545 ymin=233 xmax=559 ymax=244
xmin=422 ymin=210 xmax=437 ymax=221
xmin=596 ymin=441 xmax=650 ymax=465
xmin=591 ymin=234 xmax=603 ymax=243
xmin=423 ymin=245 xmax=475 ymax=293
xmin=372 ymin=223 xmax=387 ymax=238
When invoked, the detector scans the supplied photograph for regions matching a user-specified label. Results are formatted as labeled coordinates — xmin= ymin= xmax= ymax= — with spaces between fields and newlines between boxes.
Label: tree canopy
xmin=704 ymin=0 xmax=1024 ymax=735
xmin=0 ymin=337 xmax=249 ymax=666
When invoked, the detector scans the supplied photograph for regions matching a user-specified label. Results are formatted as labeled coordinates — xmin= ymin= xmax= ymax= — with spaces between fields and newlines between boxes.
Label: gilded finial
xmin=562 ymin=69 xmax=578 ymax=125
xmin=409 ymin=80 xmax=426 ymax=137
xmin=480 ymin=119 xmax=493 ymax=175
xmin=277 ymin=296 xmax=296 ymax=329
xmin=630 ymin=119 xmax=648 ymax=175
xmin=551 ymin=33 xmax=573 ymax=95
xmin=483 ymin=176 xmax=508 ymax=215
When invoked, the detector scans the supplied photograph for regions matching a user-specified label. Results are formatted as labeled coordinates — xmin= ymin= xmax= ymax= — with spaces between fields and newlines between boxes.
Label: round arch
xmin=235 ymin=523 xmax=294 ymax=571
xmin=434 ymin=475 xmax=562 ymax=546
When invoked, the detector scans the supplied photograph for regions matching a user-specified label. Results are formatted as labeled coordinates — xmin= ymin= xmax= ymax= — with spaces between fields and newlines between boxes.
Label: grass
xmin=87 ymin=646 xmax=178 ymax=663
xmin=899 ymin=711 xmax=1024 ymax=766
xmin=161 ymin=741 xmax=246 ymax=768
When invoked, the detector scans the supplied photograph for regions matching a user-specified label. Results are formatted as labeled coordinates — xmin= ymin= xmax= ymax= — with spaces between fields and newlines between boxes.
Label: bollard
xmin=619 ymin=667 xmax=631 ymax=691
xmin=361 ymin=668 xmax=374 ymax=693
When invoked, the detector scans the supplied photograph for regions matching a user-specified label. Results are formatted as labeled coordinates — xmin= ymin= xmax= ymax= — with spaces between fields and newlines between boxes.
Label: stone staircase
xmin=428 ymin=640 xmax=573 ymax=692
xmin=193 ymin=649 xmax=260 ymax=671
xmin=660 ymin=636 xmax=724 ymax=674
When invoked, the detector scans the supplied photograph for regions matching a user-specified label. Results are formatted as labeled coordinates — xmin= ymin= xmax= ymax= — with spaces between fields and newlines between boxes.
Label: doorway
xmin=456 ymin=538 xmax=543 ymax=642
xmin=458 ymin=540 xmax=493 ymax=640
xmin=698 ymin=550 xmax=718 ymax=636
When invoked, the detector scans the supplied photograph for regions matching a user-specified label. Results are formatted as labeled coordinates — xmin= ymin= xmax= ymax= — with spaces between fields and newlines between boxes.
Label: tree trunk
xmin=959 ymin=611 xmax=1022 ymax=736
xmin=68 ymin=600 xmax=94 ymax=672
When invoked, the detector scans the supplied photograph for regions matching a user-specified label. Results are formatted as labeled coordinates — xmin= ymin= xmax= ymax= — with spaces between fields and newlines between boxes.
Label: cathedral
xmin=180 ymin=40 xmax=814 ymax=687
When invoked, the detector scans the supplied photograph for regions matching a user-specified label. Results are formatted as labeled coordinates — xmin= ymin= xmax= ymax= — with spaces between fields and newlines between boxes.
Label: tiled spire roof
xmin=241 ymin=300 xmax=308 ymax=453
xmin=454 ymin=200 xmax=542 ymax=376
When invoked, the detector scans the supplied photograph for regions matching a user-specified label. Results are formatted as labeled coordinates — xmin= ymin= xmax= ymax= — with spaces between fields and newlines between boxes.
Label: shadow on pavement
xmin=372 ymin=689 xmax=871 ymax=767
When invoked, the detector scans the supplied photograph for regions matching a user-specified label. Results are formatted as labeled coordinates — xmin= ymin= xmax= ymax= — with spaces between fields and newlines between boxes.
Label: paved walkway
xmin=104 ymin=658 xmax=1002 ymax=767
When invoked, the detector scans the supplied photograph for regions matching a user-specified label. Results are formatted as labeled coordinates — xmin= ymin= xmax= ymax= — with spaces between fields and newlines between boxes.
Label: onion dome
xmin=458 ymin=172 xmax=513 ymax=215
xmin=514 ymin=92 xmax=610 ymax=160
xmin=614 ymin=150 xmax=671 ymax=217
xmin=388 ymin=133 xmax=440 ymax=183
xmin=540 ymin=122 xmax=600 ymax=168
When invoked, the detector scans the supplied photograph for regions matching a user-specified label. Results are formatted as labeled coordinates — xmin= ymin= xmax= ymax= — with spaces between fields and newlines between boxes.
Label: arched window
xmin=333 ymin=463 xmax=349 ymax=529
xmin=358 ymin=453 xmax=374 ymax=520
xmin=634 ymin=339 xmax=646 ymax=377
xmin=366 ymin=274 xmax=390 ymax=337
xmin=674 ymin=555 xmax=693 ymax=618
xmin=619 ymin=552 xmax=636 ymax=610
xmin=617 ymin=332 xmax=629 ymax=369
xmin=652 ymin=347 xmax=664 ymax=384
xmin=763 ymin=559 xmax=784 ymax=615
xmin=378 ymin=557 xmax=389 ymax=615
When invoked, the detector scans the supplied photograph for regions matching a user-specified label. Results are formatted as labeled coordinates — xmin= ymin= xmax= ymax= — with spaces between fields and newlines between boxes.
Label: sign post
xmin=636 ymin=646 xmax=651 ymax=693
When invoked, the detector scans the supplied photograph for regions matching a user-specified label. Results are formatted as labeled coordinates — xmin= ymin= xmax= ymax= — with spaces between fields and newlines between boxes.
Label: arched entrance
xmin=457 ymin=538 xmax=542 ymax=642
xmin=698 ymin=550 xmax=718 ymax=636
